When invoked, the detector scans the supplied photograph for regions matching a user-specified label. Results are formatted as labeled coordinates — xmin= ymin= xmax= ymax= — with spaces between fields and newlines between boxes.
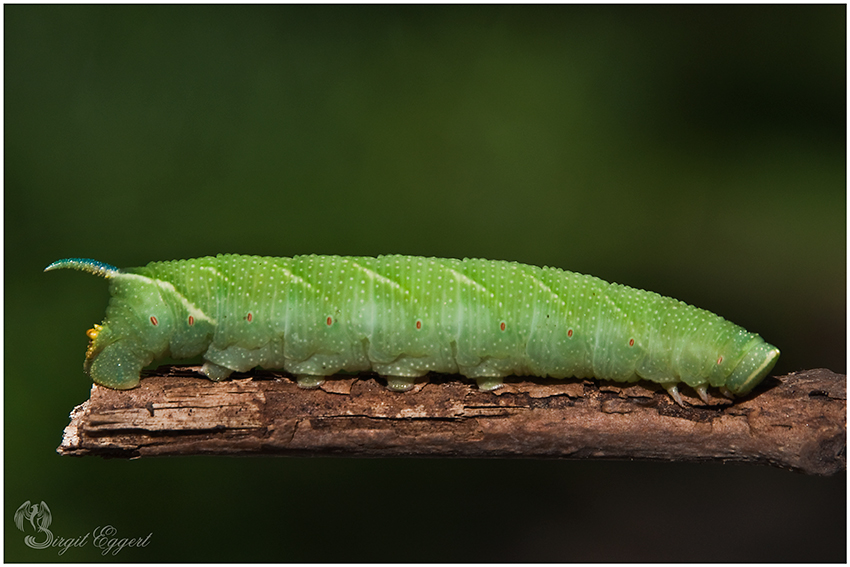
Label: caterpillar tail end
xmin=44 ymin=258 xmax=121 ymax=278
xmin=82 ymin=323 xmax=147 ymax=389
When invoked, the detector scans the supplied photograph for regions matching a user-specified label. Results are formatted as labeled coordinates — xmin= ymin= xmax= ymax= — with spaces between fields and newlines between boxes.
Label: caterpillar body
xmin=45 ymin=254 xmax=780 ymax=406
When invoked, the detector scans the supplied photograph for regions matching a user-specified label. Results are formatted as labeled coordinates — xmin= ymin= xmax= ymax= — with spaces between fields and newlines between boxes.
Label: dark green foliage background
xmin=6 ymin=5 xmax=844 ymax=562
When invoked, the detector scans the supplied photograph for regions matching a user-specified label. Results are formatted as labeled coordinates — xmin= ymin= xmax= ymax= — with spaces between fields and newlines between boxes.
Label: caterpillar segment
xmin=46 ymin=254 xmax=780 ymax=406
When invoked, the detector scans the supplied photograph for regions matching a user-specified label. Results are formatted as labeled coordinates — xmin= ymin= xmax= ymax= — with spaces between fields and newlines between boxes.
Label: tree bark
xmin=57 ymin=367 xmax=845 ymax=475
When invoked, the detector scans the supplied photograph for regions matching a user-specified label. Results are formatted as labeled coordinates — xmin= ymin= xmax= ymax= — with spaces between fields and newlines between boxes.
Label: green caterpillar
xmin=45 ymin=254 xmax=779 ymax=406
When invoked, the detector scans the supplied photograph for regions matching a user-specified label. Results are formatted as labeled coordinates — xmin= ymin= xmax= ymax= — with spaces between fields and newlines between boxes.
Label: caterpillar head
xmin=46 ymin=259 xmax=214 ymax=389
xmin=723 ymin=338 xmax=780 ymax=396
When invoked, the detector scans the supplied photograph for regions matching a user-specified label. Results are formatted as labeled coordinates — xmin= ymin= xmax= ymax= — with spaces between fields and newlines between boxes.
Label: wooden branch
xmin=57 ymin=367 xmax=845 ymax=475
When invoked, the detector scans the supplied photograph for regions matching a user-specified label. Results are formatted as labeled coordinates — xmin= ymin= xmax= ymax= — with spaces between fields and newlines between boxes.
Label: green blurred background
xmin=5 ymin=5 xmax=845 ymax=562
